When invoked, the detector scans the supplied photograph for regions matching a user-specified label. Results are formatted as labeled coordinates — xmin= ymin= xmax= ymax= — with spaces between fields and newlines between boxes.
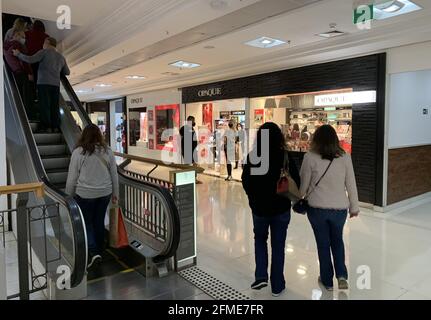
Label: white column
xmin=0 ymin=0 xmax=8 ymax=301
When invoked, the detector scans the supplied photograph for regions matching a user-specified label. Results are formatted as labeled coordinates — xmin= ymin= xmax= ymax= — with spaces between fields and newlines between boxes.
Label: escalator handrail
xmin=60 ymin=74 xmax=181 ymax=262
xmin=117 ymin=168 xmax=180 ymax=262
xmin=60 ymin=75 xmax=91 ymax=127
xmin=4 ymin=64 xmax=87 ymax=288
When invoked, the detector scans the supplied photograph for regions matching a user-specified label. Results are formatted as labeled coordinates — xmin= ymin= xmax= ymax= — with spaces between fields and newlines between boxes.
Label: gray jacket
xmin=66 ymin=147 xmax=119 ymax=200
xmin=17 ymin=48 xmax=70 ymax=86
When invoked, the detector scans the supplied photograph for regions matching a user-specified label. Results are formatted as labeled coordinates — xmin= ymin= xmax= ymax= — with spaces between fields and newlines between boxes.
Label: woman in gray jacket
xmin=299 ymin=125 xmax=359 ymax=291
xmin=66 ymin=124 xmax=119 ymax=269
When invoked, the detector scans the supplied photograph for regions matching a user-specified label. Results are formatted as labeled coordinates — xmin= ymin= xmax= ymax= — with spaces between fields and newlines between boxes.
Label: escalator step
xmin=34 ymin=133 xmax=63 ymax=145
xmin=29 ymin=122 xmax=39 ymax=133
xmin=42 ymin=156 xmax=71 ymax=170
xmin=37 ymin=144 xmax=68 ymax=157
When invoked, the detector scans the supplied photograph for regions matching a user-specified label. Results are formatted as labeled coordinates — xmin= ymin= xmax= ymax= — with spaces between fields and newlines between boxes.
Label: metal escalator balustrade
xmin=4 ymin=64 xmax=87 ymax=293
xmin=59 ymin=74 xmax=181 ymax=268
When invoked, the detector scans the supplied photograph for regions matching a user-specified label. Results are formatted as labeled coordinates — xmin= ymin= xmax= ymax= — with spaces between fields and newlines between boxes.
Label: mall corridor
xmin=195 ymin=175 xmax=431 ymax=300
xmin=1 ymin=0 xmax=431 ymax=310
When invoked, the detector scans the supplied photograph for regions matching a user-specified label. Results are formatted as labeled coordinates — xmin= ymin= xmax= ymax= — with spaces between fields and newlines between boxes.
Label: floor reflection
xmin=196 ymin=174 xmax=431 ymax=300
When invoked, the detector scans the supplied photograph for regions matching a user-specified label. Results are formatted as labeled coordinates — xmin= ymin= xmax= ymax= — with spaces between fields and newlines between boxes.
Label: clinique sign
xmin=198 ymin=87 xmax=222 ymax=98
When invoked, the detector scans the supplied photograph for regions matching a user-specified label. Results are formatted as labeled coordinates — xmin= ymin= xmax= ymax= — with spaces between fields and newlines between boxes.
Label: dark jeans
xmin=252 ymin=212 xmax=291 ymax=292
xmin=15 ymin=73 xmax=35 ymax=120
xmin=38 ymin=84 xmax=60 ymax=130
xmin=307 ymin=207 xmax=348 ymax=287
xmin=75 ymin=194 xmax=112 ymax=256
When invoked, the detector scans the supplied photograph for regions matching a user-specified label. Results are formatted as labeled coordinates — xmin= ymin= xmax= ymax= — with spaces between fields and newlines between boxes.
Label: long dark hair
xmin=311 ymin=125 xmax=345 ymax=160
xmin=255 ymin=122 xmax=285 ymax=156
xmin=76 ymin=124 xmax=108 ymax=155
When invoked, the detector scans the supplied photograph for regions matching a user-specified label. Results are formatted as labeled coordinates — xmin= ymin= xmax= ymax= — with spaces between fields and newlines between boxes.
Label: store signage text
xmin=198 ymin=88 xmax=222 ymax=98
xmin=315 ymin=91 xmax=376 ymax=107
xmin=130 ymin=97 xmax=144 ymax=105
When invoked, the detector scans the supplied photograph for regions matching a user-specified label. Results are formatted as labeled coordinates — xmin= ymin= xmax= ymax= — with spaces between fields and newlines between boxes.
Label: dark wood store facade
xmin=182 ymin=54 xmax=387 ymax=207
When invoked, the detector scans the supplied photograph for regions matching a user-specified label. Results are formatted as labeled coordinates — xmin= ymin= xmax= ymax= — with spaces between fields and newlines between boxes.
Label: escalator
xmin=4 ymin=63 xmax=181 ymax=297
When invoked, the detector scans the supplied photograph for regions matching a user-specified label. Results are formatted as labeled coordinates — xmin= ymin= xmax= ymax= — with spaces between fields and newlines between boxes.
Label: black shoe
xmin=251 ymin=279 xmax=268 ymax=290
xmin=87 ymin=254 xmax=102 ymax=269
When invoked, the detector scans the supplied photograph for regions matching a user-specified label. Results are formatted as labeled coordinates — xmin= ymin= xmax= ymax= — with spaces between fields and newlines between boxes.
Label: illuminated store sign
xmin=198 ymin=87 xmax=222 ymax=98
xmin=315 ymin=91 xmax=376 ymax=107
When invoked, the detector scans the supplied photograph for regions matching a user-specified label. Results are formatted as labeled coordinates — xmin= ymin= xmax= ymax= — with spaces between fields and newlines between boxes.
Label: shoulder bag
xmin=277 ymin=150 xmax=301 ymax=201
xmin=293 ymin=159 xmax=334 ymax=215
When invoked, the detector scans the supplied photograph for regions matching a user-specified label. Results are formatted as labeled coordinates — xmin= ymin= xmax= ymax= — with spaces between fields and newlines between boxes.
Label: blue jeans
xmin=75 ymin=194 xmax=112 ymax=256
xmin=252 ymin=212 xmax=291 ymax=293
xmin=307 ymin=207 xmax=348 ymax=287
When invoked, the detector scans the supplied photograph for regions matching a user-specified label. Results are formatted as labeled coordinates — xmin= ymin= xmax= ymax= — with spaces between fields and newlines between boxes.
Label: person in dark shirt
xmin=4 ymin=30 xmax=35 ymax=119
xmin=180 ymin=116 xmax=198 ymax=165
xmin=25 ymin=20 xmax=49 ymax=85
xmin=242 ymin=122 xmax=300 ymax=297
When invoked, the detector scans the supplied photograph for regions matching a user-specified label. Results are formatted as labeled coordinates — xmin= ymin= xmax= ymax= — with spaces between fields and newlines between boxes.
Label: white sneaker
xmin=272 ymin=289 xmax=285 ymax=297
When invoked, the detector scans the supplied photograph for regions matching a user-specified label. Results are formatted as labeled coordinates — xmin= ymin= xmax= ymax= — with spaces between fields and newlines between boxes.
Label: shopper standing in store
xmin=224 ymin=121 xmax=237 ymax=181
xmin=242 ymin=122 xmax=300 ymax=297
xmin=235 ymin=123 xmax=245 ymax=169
xmin=66 ymin=124 xmax=119 ymax=269
xmin=299 ymin=125 xmax=359 ymax=291
xmin=13 ymin=37 xmax=70 ymax=133
xmin=180 ymin=116 xmax=202 ymax=184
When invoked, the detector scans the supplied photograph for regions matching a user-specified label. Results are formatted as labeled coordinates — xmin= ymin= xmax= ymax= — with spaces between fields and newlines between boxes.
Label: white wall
xmin=386 ymin=42 xmax=431 ymax=149
xmin=387 ymin=41 xmax=431 ymax=75
xmin=127 ymin=88 xmax=182 ymax=162
xmin=387 ymin=70 xmax=431 ymax=148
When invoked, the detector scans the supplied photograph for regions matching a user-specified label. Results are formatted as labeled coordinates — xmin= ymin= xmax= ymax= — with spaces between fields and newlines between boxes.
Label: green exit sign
xmin=353 ymin=4 xmax=374 ymax=24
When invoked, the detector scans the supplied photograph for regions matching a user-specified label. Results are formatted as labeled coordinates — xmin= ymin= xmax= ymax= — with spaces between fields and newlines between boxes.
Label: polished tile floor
xmin=195 ymin=174 xmax=431 ymax=300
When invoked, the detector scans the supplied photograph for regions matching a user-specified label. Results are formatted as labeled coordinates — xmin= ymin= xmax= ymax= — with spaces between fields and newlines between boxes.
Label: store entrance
xmin=251 ymin=89 xmax=353 ymax=155
xmin=185 ymin=99 xmax=247 ymax=181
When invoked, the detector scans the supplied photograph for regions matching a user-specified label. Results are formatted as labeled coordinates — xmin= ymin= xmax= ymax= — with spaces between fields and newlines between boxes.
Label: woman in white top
xmin=299 ymin=125 xmax=359 ymax=291
xmin=66 ymin=124 xmax=119 ymax=269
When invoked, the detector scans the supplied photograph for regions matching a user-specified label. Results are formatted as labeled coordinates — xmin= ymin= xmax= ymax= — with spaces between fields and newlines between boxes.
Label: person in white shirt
xmin=299 ymin=125 xmax=359 ymax=291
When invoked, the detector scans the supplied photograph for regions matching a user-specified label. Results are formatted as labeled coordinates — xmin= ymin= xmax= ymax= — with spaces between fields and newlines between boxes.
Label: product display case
xmin=285 ymin=108 xmax=352 ymax=153
xmin=129 ymin=107 xmax=148 ymax=148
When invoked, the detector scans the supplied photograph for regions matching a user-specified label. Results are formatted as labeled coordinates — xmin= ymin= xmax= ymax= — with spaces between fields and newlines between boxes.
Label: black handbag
xmin=293 ymin=159 xmax=333 ymax=215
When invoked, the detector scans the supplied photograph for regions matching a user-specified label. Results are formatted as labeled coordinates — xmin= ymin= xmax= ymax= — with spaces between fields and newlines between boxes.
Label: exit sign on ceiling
xmin=353 ymin=4 xmax=374 ymax=25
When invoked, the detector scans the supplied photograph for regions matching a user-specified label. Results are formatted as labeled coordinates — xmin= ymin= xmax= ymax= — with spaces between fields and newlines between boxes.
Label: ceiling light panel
xmin=374 ymin=0 xmax=422 ymax=20
xmin=245 ymin=36 xmax=288 ymax=48
xmin=169 ymin=60 xmax=201 ymax=69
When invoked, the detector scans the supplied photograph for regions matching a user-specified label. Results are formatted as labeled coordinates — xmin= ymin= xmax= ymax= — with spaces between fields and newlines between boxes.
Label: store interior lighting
xmin=278 ymin=97 xmax=293 ymax=108
xmin=169 ymin=60 xmax=201 ymax=69
xmin=264 ymin=98 xmax=278 ymax=109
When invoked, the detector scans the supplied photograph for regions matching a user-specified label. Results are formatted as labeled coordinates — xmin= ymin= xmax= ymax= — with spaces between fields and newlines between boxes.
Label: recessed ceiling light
xmin=169 ymin=60 xmax=201 ymax=69
xmin=374 ymin=0 xmax=421 ymax=19
xmin=317 ymin=23 xmax=346 ymax=38
xmin=125 ymin=75 xmax=146 ymax=80
xmin=95 ymin=83 xmax=112 ymax=88
xmin=245 ymin=36 xmax=288 ymax=48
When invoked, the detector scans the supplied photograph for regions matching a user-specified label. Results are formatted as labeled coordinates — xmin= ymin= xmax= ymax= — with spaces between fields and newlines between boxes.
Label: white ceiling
xmin=3 ymin=0 xmax=123 ymax=26
xmin=6 ymin=0 xmax=431 ymax=101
